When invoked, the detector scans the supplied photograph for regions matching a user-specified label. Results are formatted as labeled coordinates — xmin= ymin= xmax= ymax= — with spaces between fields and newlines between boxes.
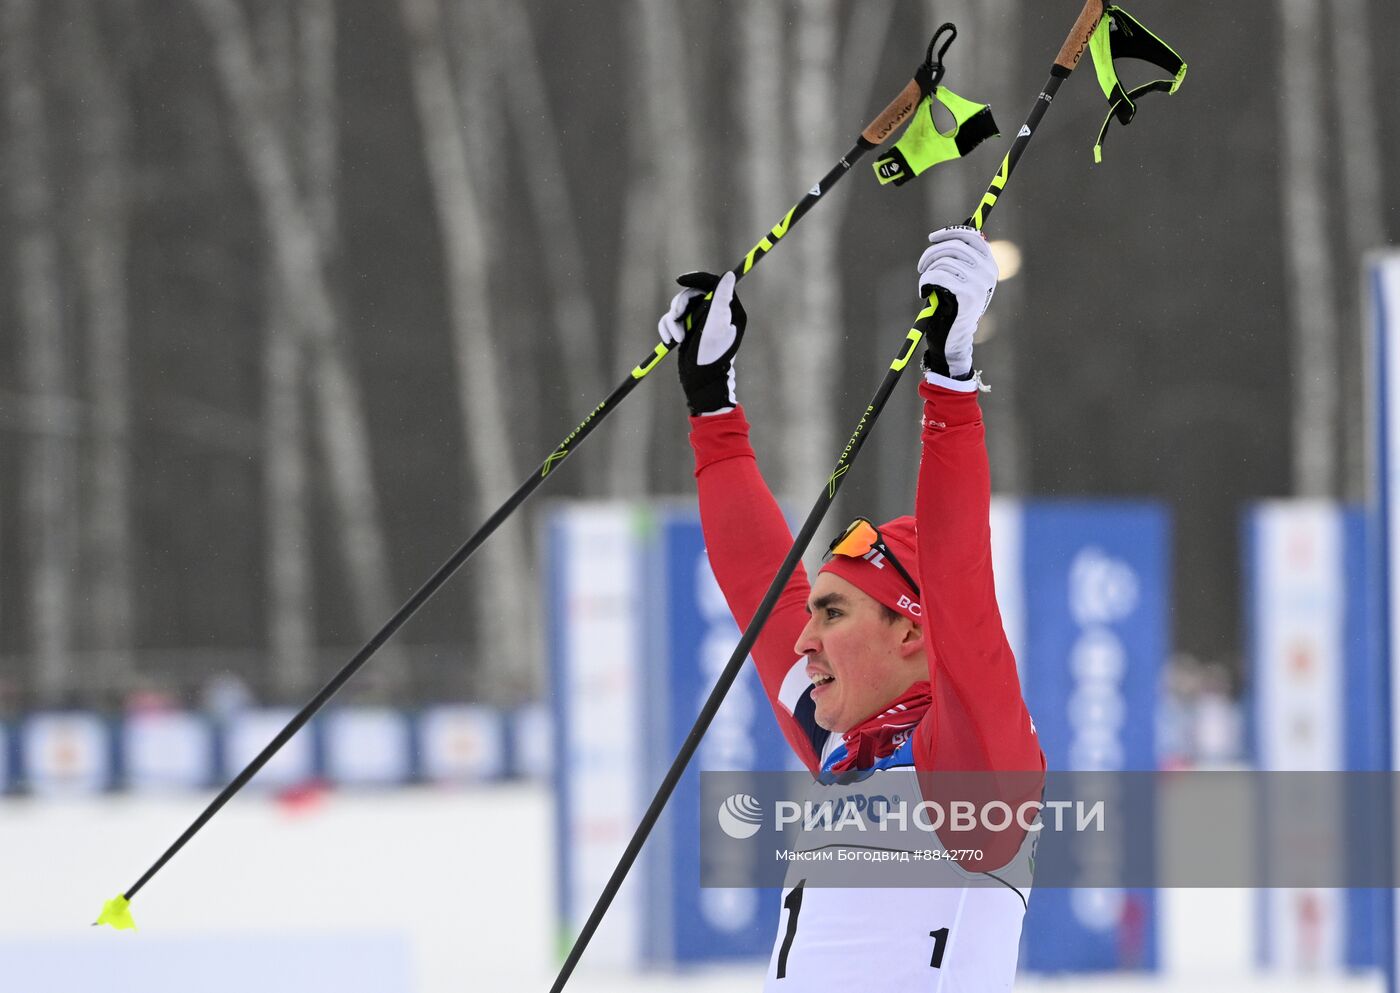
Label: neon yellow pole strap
xmin=1089 ymin=5 xmax=1187 ymax=163
xmin=95 ymin=894 xmax=137 ymax=931
xmin=872 ymin=85 xmax=999 ymax=187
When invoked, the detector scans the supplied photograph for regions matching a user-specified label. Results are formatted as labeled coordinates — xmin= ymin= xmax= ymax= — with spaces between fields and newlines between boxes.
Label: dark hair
xmin=878 ymin=603 xmax=902 ymax=625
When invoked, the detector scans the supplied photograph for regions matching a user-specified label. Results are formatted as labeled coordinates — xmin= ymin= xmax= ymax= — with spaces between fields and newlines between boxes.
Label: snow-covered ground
xmin=1 ymin=783 xmax=1382 ymax=992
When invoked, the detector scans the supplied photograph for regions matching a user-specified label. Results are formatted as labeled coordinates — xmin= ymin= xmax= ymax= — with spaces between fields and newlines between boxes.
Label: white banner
xmin=548 ymin=504 xmax=646 ymax=968
xmin=22 ymin=713 xmax=110 ymax=796
xmin=124 ymin=711 xmax=213 ymax=791
xmin=1251 ymin=501 xmax=1346 ymax=971
xmin=419 ymin=705 xmax=505 ymax=782
xmin=1254 ymin=501 xmax=1345 ymax=771
xmin=223 ymin=708 xmax=315 ymax=789
xmin=509 ymin=703 xmax=552 ymax=781
xmin=324 ymin=708 xmax=412 ymax=786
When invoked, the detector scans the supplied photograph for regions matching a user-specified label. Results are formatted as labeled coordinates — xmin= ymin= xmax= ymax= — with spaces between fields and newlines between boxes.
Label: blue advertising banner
xmin=643 ymin=511 xmax=791 ymax=965
xmin=1019 ymin=502 xmax=1169 ymax=974
xmin=1370 ymin=252 xmax=1400 ymax=993
xmin=1342 ymin=507 xmax=1384 ymax=971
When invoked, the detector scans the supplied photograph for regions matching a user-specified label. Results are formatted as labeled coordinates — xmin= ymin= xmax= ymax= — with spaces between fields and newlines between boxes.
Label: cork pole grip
xmin=1054 ymin=0 xmax=1106 ymax=71
xmin=861 ymin=77 xmax=923 ymax=146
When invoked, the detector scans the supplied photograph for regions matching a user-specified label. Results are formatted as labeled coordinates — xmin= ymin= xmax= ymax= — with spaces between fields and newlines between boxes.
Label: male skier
xmin=658 ymin=226 xmax=1044 ymax=990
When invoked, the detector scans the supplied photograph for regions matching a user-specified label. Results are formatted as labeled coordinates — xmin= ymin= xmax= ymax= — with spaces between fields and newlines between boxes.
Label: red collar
xmin=828 ymin=681 xmax=932 ymax=772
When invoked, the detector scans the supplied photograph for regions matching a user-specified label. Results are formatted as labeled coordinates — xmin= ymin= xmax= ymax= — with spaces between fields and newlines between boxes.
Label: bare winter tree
xmin=254 ymin=0 xmax=326 ymax=698
xmin=69 ymin=0 xmax=136 ymax=697
xmin=400 ymin=0 xmax=536 ymax=698
xmin=830 ymin=2 xmax=897 ymax=235
xmin=780 ymin=0 xmax=841 ymax=502
xmin=734 ymin=0 xmax=791 ymax=440
xmin=488 ymin=1 xmax=607 ymax=491
xmin=191 ymin=0 xmax=407 ymax=692
xmin=607 ymin=0 xmax=716 ymax=497
xmin=605 ymin=2 xmax=668 ymax=499
xmin=5 ymin=0 xmax=77 ymax=703
xmin=1278 ymin=0 xmax=1339 ymax=498
xmin=1328 ymin=0 xmax=1388 ymax=501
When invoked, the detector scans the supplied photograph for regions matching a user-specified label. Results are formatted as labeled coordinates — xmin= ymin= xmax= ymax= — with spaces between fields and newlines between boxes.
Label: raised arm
xmin=905 ymin=228 xmax=1042 ymax=775
xmin=661 ymin=272 xmax=826 ymax=772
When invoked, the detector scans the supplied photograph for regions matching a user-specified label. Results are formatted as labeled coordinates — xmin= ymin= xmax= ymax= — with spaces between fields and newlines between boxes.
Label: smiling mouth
xmin=811 ymin=674 xmax=835 ymax=689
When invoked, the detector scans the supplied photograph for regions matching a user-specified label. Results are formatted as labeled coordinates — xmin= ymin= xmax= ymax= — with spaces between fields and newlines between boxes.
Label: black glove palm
xmin=917 ymin=286 xmax=962 ymax=379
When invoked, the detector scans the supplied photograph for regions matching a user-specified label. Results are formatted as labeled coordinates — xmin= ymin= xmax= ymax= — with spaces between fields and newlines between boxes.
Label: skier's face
xmin=794 ymin=572 xmax=925 ymax=734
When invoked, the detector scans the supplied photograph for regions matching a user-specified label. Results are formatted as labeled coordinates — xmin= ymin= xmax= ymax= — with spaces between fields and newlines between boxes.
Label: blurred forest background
xmin=0 ymin=0 xmax=1395 ymax=713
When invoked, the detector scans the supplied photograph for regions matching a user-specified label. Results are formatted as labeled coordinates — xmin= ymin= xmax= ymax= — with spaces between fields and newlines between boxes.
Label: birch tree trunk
xmin=736 ymin=0 xmax=790 ymax=442
xmin=400 ymin=0 xmax=535 ymax=699
xmin=607 ymin=0 xmax=713 ymax=498
xmin=606 ymin=3 xmax=661 ymax=499
xmin=830 ymin=1 xmax=896 ymax=235
xmin=70 ymin=0 xmax=136 ymax=698
xmin=452 ymin=1 xmax=543 ymax=694
xmin=607 ymin=11 xmax=664 ymax=498
xmin=490 ymin=1 xmax=606 ymax=479
xmin=298 ymin=0 xmax=338 ymax=246
xmin=1328 ymin=0 xmax=1387 ymax=501
xmin=263 ymin=279 xmax=314 ymax=697
xmin=257 ymin=0 xmax=316 ymax=698
xmin=456 ymin=0 xmax=542 ymax=697
xmin=1278 ymin=0 xmax=1338 ymax=498
xmin=780 ymin=0 xmax=841 ymax=502
xmin=192 ymin=0 xmax=406 ymax=689
xmin=5 ymin=0 xmax=77 ymax=703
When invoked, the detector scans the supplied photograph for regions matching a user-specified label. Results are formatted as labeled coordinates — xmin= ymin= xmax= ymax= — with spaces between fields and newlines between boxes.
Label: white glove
xmin=658 ymin=271 xmax=741 ymax=365
xmin=658 ymin=285 xmax=703 ymax=348
xmin=916 ymin=226 xmax=998 ymax=380
xmin=657 ymin=270 xmax=747 ymax=415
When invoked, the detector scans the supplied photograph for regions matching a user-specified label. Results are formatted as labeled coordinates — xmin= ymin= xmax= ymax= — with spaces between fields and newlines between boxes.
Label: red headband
xmin=819 ymin=515 xmax=922 ymax=623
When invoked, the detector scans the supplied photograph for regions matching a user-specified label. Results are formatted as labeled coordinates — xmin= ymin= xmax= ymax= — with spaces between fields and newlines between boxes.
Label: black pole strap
xmin=917 ymin=22 xmax=958 ymax=96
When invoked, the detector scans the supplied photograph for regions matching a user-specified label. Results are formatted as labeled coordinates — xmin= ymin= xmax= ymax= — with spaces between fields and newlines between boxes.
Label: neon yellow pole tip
xmin=94 ymin=895 xmax=137 ymax=931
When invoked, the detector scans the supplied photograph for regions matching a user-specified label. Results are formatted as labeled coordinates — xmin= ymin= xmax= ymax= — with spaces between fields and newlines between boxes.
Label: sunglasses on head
xmin=823 ymin=517 xmax=921 ymax=598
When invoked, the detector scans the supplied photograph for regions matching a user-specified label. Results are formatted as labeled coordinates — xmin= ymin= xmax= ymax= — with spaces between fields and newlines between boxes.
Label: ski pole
xmin=94 ymin=24 xmax=986 ymax=932
xmin=546 ymin=3 xmax=1111 ymax=990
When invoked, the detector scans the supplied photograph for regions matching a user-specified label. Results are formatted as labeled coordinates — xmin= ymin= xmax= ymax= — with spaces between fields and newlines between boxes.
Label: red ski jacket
xmin=688 ymin=380 xmax=1044 ymax=778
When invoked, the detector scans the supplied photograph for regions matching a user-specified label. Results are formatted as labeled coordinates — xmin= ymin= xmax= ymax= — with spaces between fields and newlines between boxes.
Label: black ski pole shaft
xmin=548 ymin=4 xmax=1108 ymax=989
xmin=105 ymin=28 xmax=950 ymax=913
